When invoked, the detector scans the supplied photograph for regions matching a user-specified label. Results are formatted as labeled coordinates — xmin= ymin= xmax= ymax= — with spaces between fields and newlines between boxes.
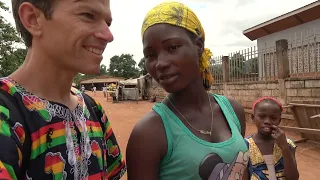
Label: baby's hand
xmin=271 ymin=125 xmax=289 ymax=150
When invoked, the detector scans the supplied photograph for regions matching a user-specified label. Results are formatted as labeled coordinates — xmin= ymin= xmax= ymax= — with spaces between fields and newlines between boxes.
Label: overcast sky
xmin=1 ymin=0 xmax=317 ymax=67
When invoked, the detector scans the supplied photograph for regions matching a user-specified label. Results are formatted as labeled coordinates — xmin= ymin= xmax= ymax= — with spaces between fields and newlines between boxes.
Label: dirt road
xmin=89 ymin=92 xmax=320 ymax=180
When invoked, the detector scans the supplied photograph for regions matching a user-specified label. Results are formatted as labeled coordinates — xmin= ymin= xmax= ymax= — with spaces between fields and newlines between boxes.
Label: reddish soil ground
xmin=88 ymin=92 xmax=320 ymax=180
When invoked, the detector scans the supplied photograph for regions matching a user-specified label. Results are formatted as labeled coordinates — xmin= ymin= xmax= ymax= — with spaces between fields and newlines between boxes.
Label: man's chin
xmin=79 ymin=68 xmax=100 ymax=75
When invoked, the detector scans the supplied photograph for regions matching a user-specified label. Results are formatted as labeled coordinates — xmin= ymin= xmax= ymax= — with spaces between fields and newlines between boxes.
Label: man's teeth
xmin=86 ymin=47 xmax=103 ymax=55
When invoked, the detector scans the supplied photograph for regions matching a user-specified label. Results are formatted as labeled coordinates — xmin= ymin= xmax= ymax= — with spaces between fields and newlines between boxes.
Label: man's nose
xmin=94 ymin=23 xmax=114 ymax=43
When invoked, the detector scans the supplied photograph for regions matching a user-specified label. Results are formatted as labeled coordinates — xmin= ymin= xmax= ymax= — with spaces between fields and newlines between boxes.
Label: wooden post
xmin=276 ymin=39 xmax=289 ymax=104
xmin=276 ymin=39 xmax=289 ymax=79
xmin=222 ymin=56 xmax=229 ymax=95
xmin=222 ymin=56 xmax=229 ymax=83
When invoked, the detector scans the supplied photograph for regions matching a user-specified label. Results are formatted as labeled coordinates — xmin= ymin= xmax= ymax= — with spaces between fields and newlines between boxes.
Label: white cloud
xmin=1 ymin=0 xmax=317 ymax=67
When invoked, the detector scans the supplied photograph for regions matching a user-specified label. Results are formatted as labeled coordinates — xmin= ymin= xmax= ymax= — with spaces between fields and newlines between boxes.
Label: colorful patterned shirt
xmin=0 ymin=77 xmax=126 ymax=180
xmin=245 ymin=135 xmax=297 ymax=180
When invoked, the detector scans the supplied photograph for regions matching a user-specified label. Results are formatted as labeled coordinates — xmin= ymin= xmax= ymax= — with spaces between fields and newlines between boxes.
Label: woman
xmin=126 ymin=2 xmax=249 ymax=179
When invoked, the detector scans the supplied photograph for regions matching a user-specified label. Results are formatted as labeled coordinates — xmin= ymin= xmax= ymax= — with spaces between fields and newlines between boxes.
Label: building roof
xmin=119 ymin=78 xmax=138 ymax=86
xmin=80 ymin=76 xmax=125 ymax=84
xmin=243 ymin=1 xmax=320 ymax=41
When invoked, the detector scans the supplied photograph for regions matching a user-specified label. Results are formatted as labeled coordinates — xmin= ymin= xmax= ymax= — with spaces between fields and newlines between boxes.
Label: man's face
xmin=37 ymin=0 xmax=113 ymax=74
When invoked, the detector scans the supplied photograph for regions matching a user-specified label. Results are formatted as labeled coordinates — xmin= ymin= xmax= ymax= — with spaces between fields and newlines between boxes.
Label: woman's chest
xmin=164 ymin=140 xmax=249 ymax=180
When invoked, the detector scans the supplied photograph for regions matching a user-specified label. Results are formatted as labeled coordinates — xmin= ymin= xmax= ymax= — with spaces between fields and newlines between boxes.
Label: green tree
xmin=1 ymin=48 xmax=27 ymax=77
xmin=138 ymin=57 xmax=148 ymax=75
xmin=100 ymin=64 xmax=108 ymax=75
xmin=245 ymin=57 xmax=258 ymax=73
xmin=108 ymin=54 xmax=139 ymax=78
xmin=0 ymin=2 xmax=26 ymax=77
xmin=73 ymin=73 xmax=84 ymax=86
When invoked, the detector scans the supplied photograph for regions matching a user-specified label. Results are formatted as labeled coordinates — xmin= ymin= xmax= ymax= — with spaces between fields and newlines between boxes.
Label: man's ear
xmin=18 ymin=2 xmax=45 ymax=37
xmin=251 ymin=114 xmax=255 ymax=122
xmin=195 ymin=36 xmax=204 ymax=57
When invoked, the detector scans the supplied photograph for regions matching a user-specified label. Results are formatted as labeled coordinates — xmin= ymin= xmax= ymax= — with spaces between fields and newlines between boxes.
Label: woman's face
xmin=142 ymin=24 xmax=203 ymax=93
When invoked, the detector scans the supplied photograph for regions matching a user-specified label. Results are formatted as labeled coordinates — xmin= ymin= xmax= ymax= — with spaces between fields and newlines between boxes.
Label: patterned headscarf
xmin=141 ymin=1 xmax=213 ymax=90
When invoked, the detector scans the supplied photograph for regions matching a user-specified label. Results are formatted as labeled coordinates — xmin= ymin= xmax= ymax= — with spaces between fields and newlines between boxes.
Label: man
xmin=93 ymin=86 xmax=97 ymax=96
xmin=81 ymin=85 xmax=85 ymax=93
xmin=0 ymin=0 xmax=126 ymax=179
xmin=103 ymin=85 xmax=107 ymax=98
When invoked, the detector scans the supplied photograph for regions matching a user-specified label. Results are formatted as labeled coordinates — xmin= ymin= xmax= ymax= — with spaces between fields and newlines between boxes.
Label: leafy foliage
xmin=138 ymin=57 xmax=148 ymax=75
xmin=107 ymin=54 xmax=140 ymax=78
xmin=0 ymin=2 xmax=26 ymax=77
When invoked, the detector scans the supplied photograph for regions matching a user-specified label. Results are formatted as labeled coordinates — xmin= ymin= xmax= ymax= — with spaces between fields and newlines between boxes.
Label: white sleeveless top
xmin=263 ymin=155 xmax=277 ymax=180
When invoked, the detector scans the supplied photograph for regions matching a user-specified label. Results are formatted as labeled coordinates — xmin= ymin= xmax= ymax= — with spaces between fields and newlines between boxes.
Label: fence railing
xmin=210 ymin=56 xmax=223 ymax=84
xmin=261 ymin=46 xmax=278 ymax=81
xmin=288 ymin=31 xmax=320 ymax=78
xmin=211 ymin=46 xmax=278 ymax=83
xmin=211 ymin=29 xmax=320 ymax=84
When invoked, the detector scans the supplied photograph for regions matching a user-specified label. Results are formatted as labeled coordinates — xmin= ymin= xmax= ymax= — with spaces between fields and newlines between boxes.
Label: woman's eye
xmin=168 ymin=45 xmax=180 ymax=52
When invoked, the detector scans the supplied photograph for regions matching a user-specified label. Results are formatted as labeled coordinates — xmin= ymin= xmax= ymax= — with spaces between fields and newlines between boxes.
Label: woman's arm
xmin=228 ymin=97 xmax=250 ymax=180
xmin=126 ymin=112 xmax=167 ymax=180
xmin=228 ymin=97 xmax=246 ymax=137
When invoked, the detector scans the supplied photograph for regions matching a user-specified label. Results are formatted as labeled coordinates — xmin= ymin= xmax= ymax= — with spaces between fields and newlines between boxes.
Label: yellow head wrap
xmin=141 ymin=1 xmax=213 ymax=90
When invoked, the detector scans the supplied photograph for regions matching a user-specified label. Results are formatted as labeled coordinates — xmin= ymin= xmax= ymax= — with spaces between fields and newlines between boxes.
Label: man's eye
xmin=81 ymin=13 xmax=94 ymax=20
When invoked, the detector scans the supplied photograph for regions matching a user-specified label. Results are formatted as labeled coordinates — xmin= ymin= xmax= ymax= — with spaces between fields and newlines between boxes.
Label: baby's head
xmin=252 ymin=97 xmax=283 ymax=135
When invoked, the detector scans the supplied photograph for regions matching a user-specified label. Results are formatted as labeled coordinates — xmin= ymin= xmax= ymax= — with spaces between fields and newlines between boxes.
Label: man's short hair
xmin=12 ymin=0 xmax=54 ymax=47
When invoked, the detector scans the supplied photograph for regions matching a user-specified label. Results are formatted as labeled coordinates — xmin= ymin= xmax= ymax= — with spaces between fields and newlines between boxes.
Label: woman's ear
xmin=195 ymin=36 xmax=204 ymax=57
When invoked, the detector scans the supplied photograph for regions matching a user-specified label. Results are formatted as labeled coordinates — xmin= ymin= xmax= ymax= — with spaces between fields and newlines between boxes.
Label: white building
xmin=243 ymin=1 xmax=320 ymax=78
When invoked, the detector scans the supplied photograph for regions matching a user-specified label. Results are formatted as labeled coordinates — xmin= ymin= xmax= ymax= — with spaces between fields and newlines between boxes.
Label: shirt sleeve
xmin=94 ymin=100 xmax=126 ymax=180
xmin=287 ymin=138 xmax=297 ymax=149
xmin=0 ymin=105 xmax=23 ymax=180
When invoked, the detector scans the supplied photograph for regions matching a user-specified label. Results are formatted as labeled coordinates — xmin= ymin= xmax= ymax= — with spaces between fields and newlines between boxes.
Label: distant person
xmin=93 ymin=86 xmax=97 ymax=96
xmin=126 ymin=2 xmax=249 ymax=179
xmin=0 ymin=0 xmax=126 ymax=179
xmin=245 ymin=97 xmax=299 ymax=180
xmin=103 ymin=86 xmax=107 ymax=98
xmin=81 ymin=85 xmax=85 ymax=93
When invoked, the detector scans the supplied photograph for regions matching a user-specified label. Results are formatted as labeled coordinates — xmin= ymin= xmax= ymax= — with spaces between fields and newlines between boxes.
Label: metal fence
xmin=288 ymin=30 xmax=320 ymax=78
xmin=228 ymin=46 xmax=278 ymax=82
xmin=211 ymin=46 xmax=278 ymax=83
xmin=211 ymin=29 xmax=320 ymax=84
xmin=210 ymin=56 xmax=223 ymax=84
xmin=260 ymin=46 xmax=278 ymax=81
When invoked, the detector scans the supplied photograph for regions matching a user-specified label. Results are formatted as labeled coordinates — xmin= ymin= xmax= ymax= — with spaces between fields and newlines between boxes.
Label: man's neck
xmin=9 ymin=48 xmax=77 ymax=108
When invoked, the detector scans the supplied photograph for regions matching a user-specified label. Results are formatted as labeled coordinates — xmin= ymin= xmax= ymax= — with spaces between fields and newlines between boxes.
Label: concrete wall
xmin=219 ymin=82 xmax=279 ymax=109
xmin=147 ymin=79 xmax=320 ymax=104
xmin=146 ymin=78 xmax=320 ymax=128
